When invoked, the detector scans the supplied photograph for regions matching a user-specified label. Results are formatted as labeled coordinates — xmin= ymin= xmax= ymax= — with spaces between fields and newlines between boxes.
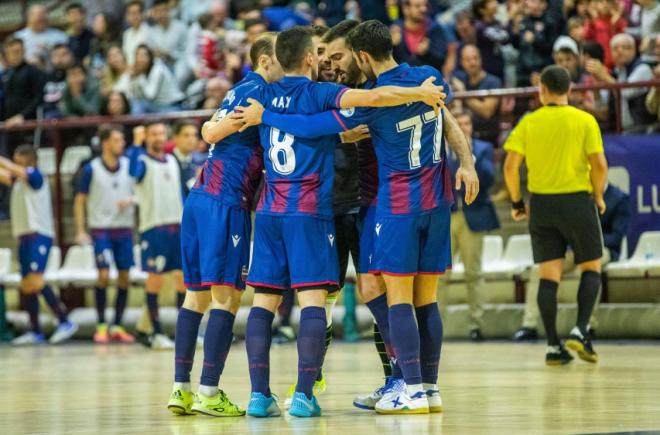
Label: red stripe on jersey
xmin=331 ymin=110 xmax=348 ymax=131
xmin=240 ymin=147 xmax=264 ymax=209
xmin=193 ymin=161 xmax=207 ymax=189
xmin=441 ymin=161 xmax=454 ymax=205
xmin=297 ymin=173 xmax=320 ymax=214
xmin=204 ymin=159 xmax=224 ymax=196
xmin=334 ymin=87 xmax=349 ymax=108
xmin=420 ymin=165 xmax=440 ymax=211
xmin=269 ymin=179 xmax=291 ymax=213
xmin=388 ymin=172 xmax=411 ymax=215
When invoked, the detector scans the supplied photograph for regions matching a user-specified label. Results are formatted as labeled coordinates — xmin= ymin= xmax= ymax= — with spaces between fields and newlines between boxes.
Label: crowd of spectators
xmin=0 ymin=0 xmax=659 ymax=140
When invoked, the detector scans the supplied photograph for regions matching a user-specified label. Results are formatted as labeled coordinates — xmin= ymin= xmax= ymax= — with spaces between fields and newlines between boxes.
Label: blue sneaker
xmin=288 ymin=392 xmax=321 ymax=418
xmin=49 ymin=321 xmax=79 ymax=344
xmin=246 ymin=392 xmax=281 ymax=418
xmin=12 ymin=331 xmax=46 ymax=346
xmin=353 ymin=376 xmax=396 ymax=410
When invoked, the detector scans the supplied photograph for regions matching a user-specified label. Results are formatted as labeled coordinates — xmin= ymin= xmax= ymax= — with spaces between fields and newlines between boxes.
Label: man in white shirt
xmin=146 ymin=0 xmax=188 ymax=85
xmin=122 ymin=0 xmax=150 ymax=66
xmin=14 ymin=4 xmax=68 ymax=66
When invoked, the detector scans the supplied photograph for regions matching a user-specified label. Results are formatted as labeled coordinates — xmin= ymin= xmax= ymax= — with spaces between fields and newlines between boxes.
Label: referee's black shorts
xmin=335 ymin=212 xmax=360 ymax=288
xmin=529 ymin=191 xmax=603 ymax=264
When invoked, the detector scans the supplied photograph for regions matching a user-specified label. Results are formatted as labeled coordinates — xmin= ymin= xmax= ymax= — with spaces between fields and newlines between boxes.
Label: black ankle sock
xmin=577 ymin=271 xmax=601 ymax=335
xmin=537 ymin=279 xmax=560 ymax=346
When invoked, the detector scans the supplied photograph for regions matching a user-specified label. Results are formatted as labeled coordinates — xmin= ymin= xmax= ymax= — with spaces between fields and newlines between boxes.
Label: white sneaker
xmin=150 ymin=333 xmax=175 ymax=350
xmin=12 ymin=331 xmax=46 ymax=346
xmin=426 ymin=388 xmax=443 ymax=413
xmin=49 ymin=321 xmax=79 ymax=344
xmin=353 ymin=377 xmax=395 ymax=410
xmin=375 ymin=382 xmax=429 ymax=415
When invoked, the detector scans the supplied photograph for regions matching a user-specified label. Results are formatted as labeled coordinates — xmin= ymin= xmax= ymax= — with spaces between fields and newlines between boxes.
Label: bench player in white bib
xmin=0 ymin=145 xmax=78 ymax=345
xmin=74 ymin=125 xmax=136 ymax=344
xmin=128 ymin=122 xmax=185 ymax=350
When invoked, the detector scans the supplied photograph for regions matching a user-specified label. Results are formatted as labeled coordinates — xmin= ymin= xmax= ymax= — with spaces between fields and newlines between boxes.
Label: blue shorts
xmin=140 ymin=224 xmax=182 ymax=273
xmin=18 ymin=233 xmax=53 ymax=277
xmin=181 ymin=193 xmax=251 ymax=291
xmin=247 ymin=214 xmax=339 ymax=291
xmin=370 ymin=206 xmax=452 ymax=276
xmin=91 ymin=228 xmax=134 ymax=270
xmin=357 ymin=206 xmax=376 ymax=274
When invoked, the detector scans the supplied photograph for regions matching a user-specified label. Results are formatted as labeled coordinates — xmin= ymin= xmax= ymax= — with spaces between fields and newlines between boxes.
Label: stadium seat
xmin=0 ymin=246 xmax=61 ymax=288
xmin=44 ymin=246 xmax=62 ymax=284
xmin=129 ymin=245 xmax=147 ymax=284
xmin=37 ymin=148 xmax=57 ymax=176
xmin=483 ymin=234 xmax=534 ymax=280
xmin=0 ymin=248 xmax=11 ymax=284
xmin=60 ymin=145 xmax=91 ymax=175
xmin=56 ymin=245 xmax=98 ymax=287
xmin=448 ymin=235 xmax=503 ymax=283
xmin=606 ymin=231 xmax=660 ymax=278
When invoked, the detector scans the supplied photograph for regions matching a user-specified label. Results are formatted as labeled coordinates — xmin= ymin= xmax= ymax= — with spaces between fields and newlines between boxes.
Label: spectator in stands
xmin=587 ymin=33 xmax=654 ymax=130
xmin=14 ymin=4 xmax=68 ymax=66
xmin=1 ymin=38 xmax=44 ymax=128
xmin=629 ymin=0 xmax=660 ymax=64
xmin=552 ymin=36 xmax=596 ymax=112
xmin=473 ymin=0 xmax=509 ymax=80
xmin=125 ymin=44 xmax=184 ymax=114
xmin=645 ymin=35 xmax=660 ymax=123
xmin=88 ymin=13 xmax=122 ymax=77
xmin=66 ymin=3 xmax=94 ymax=63
xmin=194 ymin=13 xmax=224 ymax=79
xmin=59 ymin=64 xmax=101 ymax=117
xmin=568 ymin=16 xmax=587 ymax=45
xmin=43 ymin=44 xmax=75 ymax=119
xmin=455 ymin=10 xmax=477 ymax=46
xmin=566 ymin=0 xmax=592 ymax=19
xmin=582 ymin=40 xmax=610 ymax=118
xmin=171 ymin=120 xmax=206 ymax=197
xmin=437 ymin=109 xmax=499 ymax=341
xmin=513 ymin=182 xmax=630 ymax=341
xmin=101 ymin=90 xmax=131 ymax=117
xmin=453 ymin=44 xmax=503 ymax=146
xmin=511 ymin=0 xmax=562 ymax=86
xmin=147 ymin=0 xmax=188 ymax=84
xmin=392 ymin=0 xmax=458 ymax=77
xmin=122 ymin=1 xmax=150 ymax=67
xmin=584 ymin=0 xmax=627 ymax=69
xmin=100 ymin=45 xmax=128 ymax=96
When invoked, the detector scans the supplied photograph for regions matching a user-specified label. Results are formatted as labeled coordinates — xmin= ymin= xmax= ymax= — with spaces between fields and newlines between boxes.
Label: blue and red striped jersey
xmin=191 ymin=71 xmax=265 ymax=210
xmin=252 ymin=76 xmax=348 ymax=218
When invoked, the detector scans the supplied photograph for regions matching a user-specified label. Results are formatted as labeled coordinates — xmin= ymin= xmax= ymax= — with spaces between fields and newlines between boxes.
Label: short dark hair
xmin=276 ymin=26 xmax=314 ymax=71
xmin=250 ymin=32 xmax=276 ymax=66
xmin=540 ymin=65 xmax=571 ymax=95
xmin=125 ymin=0 xmax=144 ymax=12
xmin=245 ymin=18 xmax=266 ymax=31
xmin=346 ymin=20 xmax=393 ymax=62
xmin=98 ymin=124 xmax=124 ymax=142
xmin=322 ymin=19 xmax=360 ymax=44
xmin=472 ymin=0 xmax=489 ymax=20
xmin=198 ymin=13 xmax=214 ymax=30
xmin=583 ymin=41 xmax=605 ymax=63
xmin=65 ymin=2 xmax=85 ymax=13
xmin=51 ymin=43 xmax=70 ymax=52
xmin=14 ymin=144 xmax=37 ymax=164
xmin=144 ymin=120 xmax=166 ymax=130
xmin=3 ymin=37 xmax=23 ymax=49
xmin=311 ymin=24 xmax=329 ymax=38
xmin=66 ymin=62 xmax=87 ymax=74
xmin=173 ymin=120 xmax=197 ymax=135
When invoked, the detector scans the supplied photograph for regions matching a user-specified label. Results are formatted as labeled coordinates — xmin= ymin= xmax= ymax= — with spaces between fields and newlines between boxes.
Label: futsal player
xmin=238 ymin=20 xmax=477 ymax=414
xmin=503 ymin=65 xmax=608 ymax=365
xmin=0 ymin=146 xmax=78 ymax=345
xmin=128 ymin=121 xmax=185 ymax=350
xmin=171 ymin=120 xmax=206 ymax=198
xmin=166 ymin=33 xmax=282 ymax=417
xmin=237 ymin=26 xmax=446 ymax=418
xmin=74 ymin=125 xmax=135 ymax=343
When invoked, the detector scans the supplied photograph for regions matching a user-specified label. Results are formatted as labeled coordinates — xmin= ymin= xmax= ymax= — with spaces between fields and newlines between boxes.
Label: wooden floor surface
xmin=1 ymin=341 xmax=660 ymax=434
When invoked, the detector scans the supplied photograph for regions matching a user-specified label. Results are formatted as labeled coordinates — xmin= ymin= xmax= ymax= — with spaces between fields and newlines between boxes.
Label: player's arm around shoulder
xmin=339 ymin=76 xmax=447 ymax=110
xmin=201 ymin=106 xmax=246 ymax=144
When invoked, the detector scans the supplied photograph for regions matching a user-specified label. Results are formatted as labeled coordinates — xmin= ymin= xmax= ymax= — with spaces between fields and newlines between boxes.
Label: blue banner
xmin=604 ymin=134 xmax=660 ymax=254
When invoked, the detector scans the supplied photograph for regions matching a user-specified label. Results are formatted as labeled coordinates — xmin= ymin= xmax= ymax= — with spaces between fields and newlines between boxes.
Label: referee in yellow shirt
xmin=503 ymin=65 xmax=608 ymax=365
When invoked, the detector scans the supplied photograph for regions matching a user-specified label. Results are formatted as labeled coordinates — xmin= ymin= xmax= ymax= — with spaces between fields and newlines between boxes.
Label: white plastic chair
xmin=482 ymin=235 xmax=504 ymax=269
xmin=37 ymin=148 xmax=57 ymax=176
xmin=607 ymin=231 xmax=660 ymax=278
xmin=0 ymin=248 xmax=12 ymax=286
xmin=608 ymin=166 xmax=630 ymax=194
xmin=483 ymin=234 xmax=534 ymax=280
xmin=56 ymin=245 xmax=98 ymax=286
xmin=59 ymin=146 xmax=92 ymax=175
xmin=129 ymin=244 xmax=147 ymax=284
xmin=44 ymin=246 xmax=62 ymax=283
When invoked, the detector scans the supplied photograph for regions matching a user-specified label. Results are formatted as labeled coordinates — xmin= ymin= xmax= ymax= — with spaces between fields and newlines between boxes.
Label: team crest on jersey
xmin=232 ymin=234 xmax=241 ymax=248
xmin=375 ymin=223 xmax=382 ymax=236
xmin=328 ymin=234 xmax=335 ymax=247
xmin=224 ymin=90 xmax=236 ymax=105
xmin=340 ymin=107 xmax=355 ymax=117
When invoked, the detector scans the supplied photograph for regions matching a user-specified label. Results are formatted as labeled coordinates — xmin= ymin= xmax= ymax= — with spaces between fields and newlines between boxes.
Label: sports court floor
xmin=2 ymin=341 xmax=660 ymax=434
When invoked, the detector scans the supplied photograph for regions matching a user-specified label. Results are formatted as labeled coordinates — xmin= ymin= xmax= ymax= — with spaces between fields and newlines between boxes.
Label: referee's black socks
xmin=537 ymin=279 xmax=560 ymax=346
xmin=577 ymin=271 xmax=601 ymax=336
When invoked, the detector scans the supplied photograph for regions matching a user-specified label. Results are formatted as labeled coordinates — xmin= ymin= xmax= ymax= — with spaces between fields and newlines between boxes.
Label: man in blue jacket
xmin=438 ymin=109 xmax=499 ymax=341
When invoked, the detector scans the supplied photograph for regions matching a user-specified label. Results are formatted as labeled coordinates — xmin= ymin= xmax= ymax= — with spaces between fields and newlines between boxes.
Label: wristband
xmin=512 ymin=199 xmax=525 ymax=211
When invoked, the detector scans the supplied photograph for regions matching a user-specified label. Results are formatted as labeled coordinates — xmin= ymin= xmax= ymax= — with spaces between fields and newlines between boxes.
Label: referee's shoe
xmin=565 ymin=327 xmax=598 ymax=363
xmin=545 ymin=345 xmax=573 ymax=366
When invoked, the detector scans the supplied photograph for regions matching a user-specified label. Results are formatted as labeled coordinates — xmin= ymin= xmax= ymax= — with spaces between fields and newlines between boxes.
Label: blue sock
xmin=296 ymin=306 xmax=326 ymax=399
xmin=146 ymin=293 xmax=161 ymax=334
xmin=95 ymin=287 xmax=106 ymax=324
xmin=113 ymin=288 xmax=128 ymax=326
xmin=389 ymin=303 xmax=422 ymax=385
xmin=176 ymin=292 xmax=185 ymax=310
xmin=200 ymin=309 xmax=235 ymax=387
xmin=246 ymin=307 xmax=274 ymax=396
xmin=366 ymin=294 xmax=402 ymax=378
xmin=41 ymin=285 xmax=67 ymax=323
xmin=24 ymin=293 xmax=40 ymax=333
xmin=415 ymin=303 xmax=443 ymax=385
xmin=174 ymin=308 xmax=203 ymax=383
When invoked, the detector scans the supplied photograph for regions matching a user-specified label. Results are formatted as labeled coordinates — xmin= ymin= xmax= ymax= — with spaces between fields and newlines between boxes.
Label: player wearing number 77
xmin=235 ymin=25 xmax=447 ymax=419
xmin=235 ymin=20 xmax=478 ymax=415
